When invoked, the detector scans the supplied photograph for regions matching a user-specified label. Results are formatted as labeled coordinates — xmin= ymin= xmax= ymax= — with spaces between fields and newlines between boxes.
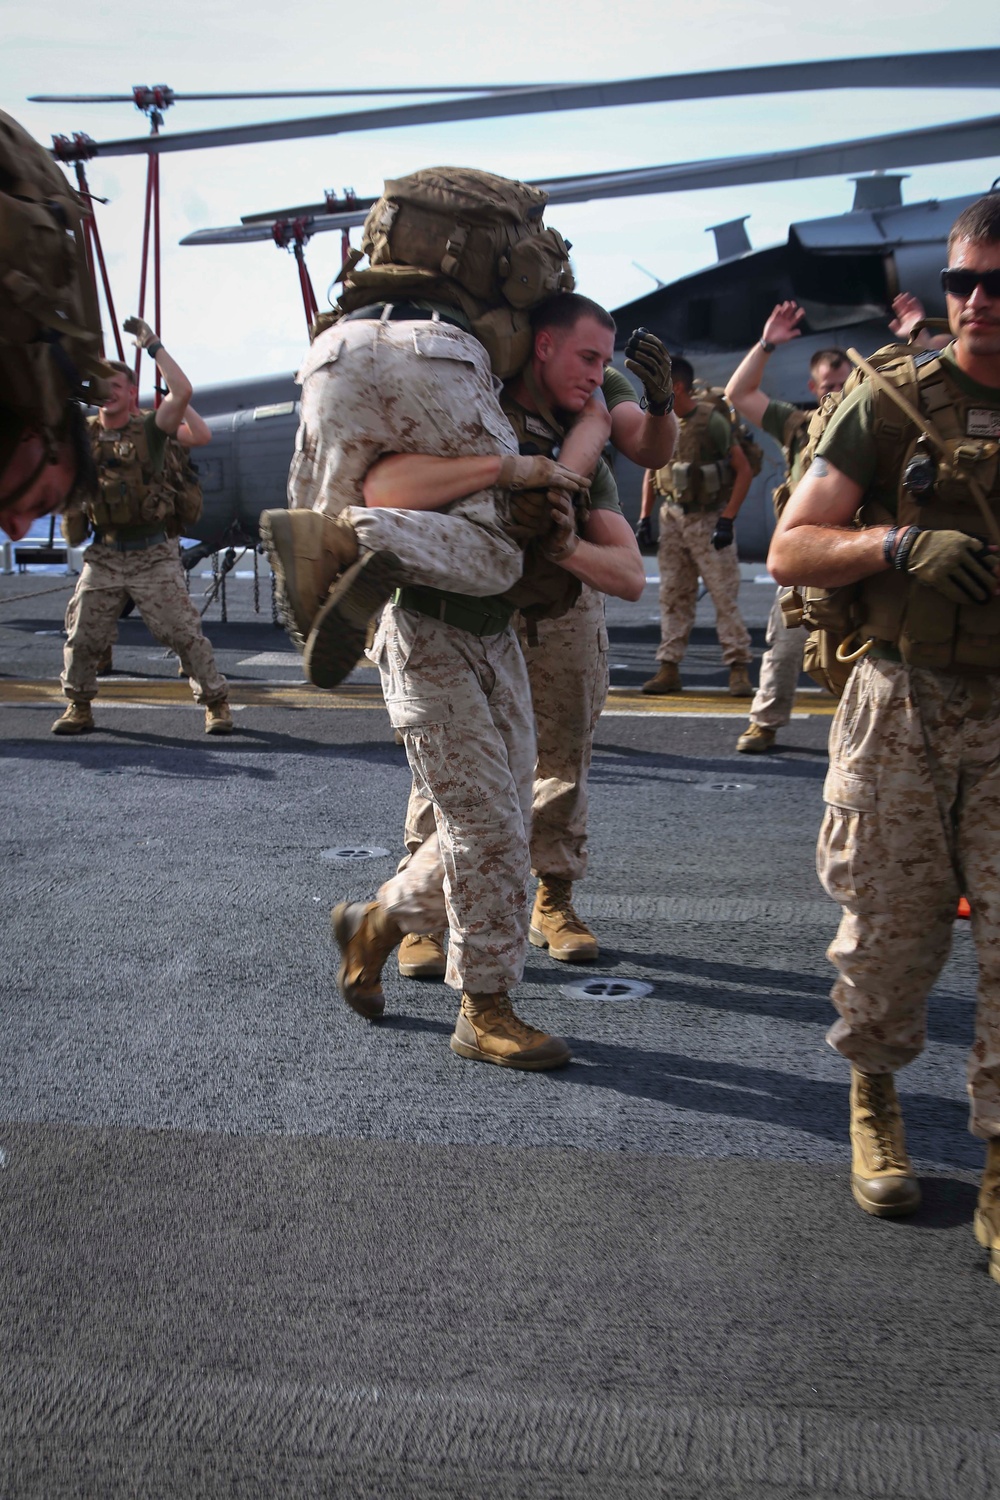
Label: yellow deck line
xmin=0 ymin=678 xmax=839 ymax=717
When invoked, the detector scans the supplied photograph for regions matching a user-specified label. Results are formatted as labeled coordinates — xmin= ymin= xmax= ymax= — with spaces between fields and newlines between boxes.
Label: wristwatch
xmin=759 ymin=337 xmax=776 ymax=353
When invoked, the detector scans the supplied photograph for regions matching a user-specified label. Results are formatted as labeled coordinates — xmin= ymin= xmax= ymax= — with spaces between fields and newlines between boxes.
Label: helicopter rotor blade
xmin=67 ymin=50 xmax=1000 ymax=158
xmin=28 ymin=85 xmax=556 ymax=104
xmin=179 ymin=113 xmax=1000 ymax=248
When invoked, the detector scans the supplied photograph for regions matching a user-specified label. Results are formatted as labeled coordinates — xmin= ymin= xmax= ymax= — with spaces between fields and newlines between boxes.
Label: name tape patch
xmin=967 ymin=409 xmax=1000 ymax=438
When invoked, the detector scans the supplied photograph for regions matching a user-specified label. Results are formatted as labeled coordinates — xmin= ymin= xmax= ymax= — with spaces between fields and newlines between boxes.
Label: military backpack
xmin=332 ymin=167 xmax=575 ymax=378
xmin=0 ymin=111 xmax=109 ymax=467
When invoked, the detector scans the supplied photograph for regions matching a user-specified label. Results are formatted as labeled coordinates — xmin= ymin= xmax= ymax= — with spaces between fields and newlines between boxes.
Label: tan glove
xmin=123 ymin=315 xmax=157 ymax=350
xmin=903 ymin=529 xmax=999 ymax=605
xmin=540 ymin=489 xmax=580 ymax=561
xmin=624 ymin=329 xmax=673 ymax=413
xmin=496 ymin=453 xmax=590 ymax=495
xmin=506 ymin=487 xmax=555 ymax=538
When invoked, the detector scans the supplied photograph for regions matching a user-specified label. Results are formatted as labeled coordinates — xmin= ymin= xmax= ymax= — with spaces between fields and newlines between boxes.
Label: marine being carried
xmin=333 ymin=291 xmax=648 ymax=1071
xmin=769 ymin=192 xmax=1000 ymax=1288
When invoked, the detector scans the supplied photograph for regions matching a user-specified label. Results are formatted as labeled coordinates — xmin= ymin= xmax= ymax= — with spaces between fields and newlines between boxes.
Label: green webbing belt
xmin=393 ymin=584 xmax=513 ymax=637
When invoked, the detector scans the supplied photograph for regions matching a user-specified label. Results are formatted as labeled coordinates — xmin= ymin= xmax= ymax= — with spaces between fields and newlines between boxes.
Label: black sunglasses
xmin=940 ymin=267 xmax=1000 ymax=298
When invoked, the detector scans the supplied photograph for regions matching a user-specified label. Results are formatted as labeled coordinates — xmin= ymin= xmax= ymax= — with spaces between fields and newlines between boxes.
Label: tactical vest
xmin=795 ymin=344 xmax=1000 ymax=681
xmin=86 ymin=413 xmax=176 ymax=532
xmin=771 ymin=407 xmax=812 ymax=520
xmin=652 ymin=401 xmax=733 ymax=513
xmin=496 ymin=385 xmax=588 ymax=623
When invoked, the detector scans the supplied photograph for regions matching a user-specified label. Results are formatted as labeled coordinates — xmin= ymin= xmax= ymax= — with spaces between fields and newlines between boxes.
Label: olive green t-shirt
xmin=140 ymin=410 xmax=168 ymax=475
xmin=694 ymin=409 xmax=733 ymax=463
xmin=815 ymin=349 xmax=1000 ymax=506
xmin=602 ymin=365 xmax=638 ymax=412
xmin=762 ymin=398 xmax=811 ymax=487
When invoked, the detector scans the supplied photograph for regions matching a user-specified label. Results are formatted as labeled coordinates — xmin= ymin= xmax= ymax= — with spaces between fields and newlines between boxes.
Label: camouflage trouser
xmin=371 ymin=605 xmax=535 ymax=993
xmin=749 ymin=586 xmax=807 ymax=730
xmin=817 ymin=656 xmax=1000 ymax=1138
xmin=655 ymin=502 xmax=751 ymax=666
xmin=61 ymin=541 xmax=228 ymax=705
xmin=288 ymin=315 xmax=523 ymax=598
xmin=520 ymin=586 xmax=609 ymax=882
xmin=400 ymin=586 xmax=610 ymax=889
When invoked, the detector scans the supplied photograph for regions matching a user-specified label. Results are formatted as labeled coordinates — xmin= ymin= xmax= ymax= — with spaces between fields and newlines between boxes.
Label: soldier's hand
xmin=123 ymin=315 xmax=157 ymax=350
xmin=497 ymin=453 xmax=590 ymax=495
xmin=506 ymin=487 xmax=555 ymax=538
xmin=762 ymin=301 xmax=804 ymax=346
xmin=889 ymin=293 xmax=926 ymax=341
xmin=540 ymin=489 xmax=579 ymax=562
xmin=624 ymin=329 xmax=673 ymax=412
xmin=903 ymin=529 xmax=999 ymax=604
xmin=711 ymin=515 xmax=735 ymax=550
xmin=635 ymin=516 xmax=654 ymax=549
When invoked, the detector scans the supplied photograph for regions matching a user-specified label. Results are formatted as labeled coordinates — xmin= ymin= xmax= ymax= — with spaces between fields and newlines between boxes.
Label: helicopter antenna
xmin=632 ymin=262 xmax=666 ymax=288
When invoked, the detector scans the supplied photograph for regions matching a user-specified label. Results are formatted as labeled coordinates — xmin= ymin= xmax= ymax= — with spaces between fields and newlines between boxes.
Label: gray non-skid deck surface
xmin=2 ymin=571 xmax=999 ymax=1497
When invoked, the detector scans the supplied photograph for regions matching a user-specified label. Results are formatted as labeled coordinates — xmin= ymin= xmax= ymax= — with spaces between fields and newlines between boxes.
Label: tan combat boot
xmin=51 ymin=701 xmax=94 ymax=735
xmin=529 ymin=876 xmax=599 ymax=962
xmin=398 ymin=932 xmax=447 ymax=979
xmin=204 ymin=699 xmax=234 ymax=735
xmin=331 ymin=900 xmax=404 ymax=1020
xmin=974 ymin=1139 xmax=1000 ymax=1286
xmin=641 ymin=662 xmax=682 ymax=695
xmin=728 ymin=661 xmax=753 ymax=697
xmin=849 ymin=1068 xmax=921 ymax=1218
xmin=303 ymin=549 xmax=405 ymax=690
xmin=450 ymin=991 xmax=571 ymax=1071
xmin=736 ymin=722 xmax=776 ymax=754
xmin=259 ymin=508 xmax=360 ymax=651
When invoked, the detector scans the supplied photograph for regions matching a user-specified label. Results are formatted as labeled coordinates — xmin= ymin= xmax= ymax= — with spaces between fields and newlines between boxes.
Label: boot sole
xmin=258 ymin=509 xmax=311 ymax=650
xmin=304 ymin=550 xmax=404 ymax=690
xmin=52 ymin=720 xmax=94 ymax=736
xmin=736 ymin=740 xmax=775 ymax=754
xmin=528 ymin=925 xmax=599 ymax=962
xmin=449 ymin=1035 xmax=571 ymax=1071
xmin=851 ymin=1176 xmax=922 ymax=1218
xmin=398 ymin=959 xmax=447 ymax=979
xmin=331 ymin=902 xmax=385 ymax=1020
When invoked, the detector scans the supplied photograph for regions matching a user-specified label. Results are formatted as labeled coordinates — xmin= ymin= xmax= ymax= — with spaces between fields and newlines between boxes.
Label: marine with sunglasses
xmin=769 ymin=193 xmax=1000 ymax=1286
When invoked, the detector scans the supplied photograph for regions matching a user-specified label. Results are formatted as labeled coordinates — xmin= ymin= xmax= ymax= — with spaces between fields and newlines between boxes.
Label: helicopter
xmin=31 ymin=49 xmax=1000 ymax=561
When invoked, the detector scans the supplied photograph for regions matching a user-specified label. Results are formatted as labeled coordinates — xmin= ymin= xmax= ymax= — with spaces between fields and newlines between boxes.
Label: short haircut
xmin=106 ymin=360 xmax=137 ymax=385
xmin=531 ymin=292 xmax=616 ymax=337
xmin=810 ymin=348 xmax=849 ymax=374
xmin=948 ymin=193 xmax=1000 ymax=253
xmin=671 ymin=354 xmax=694 ymax=390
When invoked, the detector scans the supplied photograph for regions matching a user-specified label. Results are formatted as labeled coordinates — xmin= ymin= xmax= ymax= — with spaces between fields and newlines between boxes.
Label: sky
xmin=3 ymin=0 xmax=1000 ymax=389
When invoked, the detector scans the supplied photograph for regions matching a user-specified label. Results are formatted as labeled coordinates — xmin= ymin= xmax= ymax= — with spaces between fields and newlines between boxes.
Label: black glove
xmin=624 ymin=328 xmax=674 ymax=414
xmin=712 ymin=516 xmax=734 ymax=550
xmin=634 ymin=516 xmax=654 ymax=550
xmin=903 ymin=528 xmax=998 ymax=604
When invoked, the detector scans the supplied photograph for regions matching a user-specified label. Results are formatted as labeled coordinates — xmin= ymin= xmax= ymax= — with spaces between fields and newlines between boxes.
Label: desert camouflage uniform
xmin=61 ymin=540 xmax=227 ymax=704
xmin=519 ymin=584 xmax=610 ymax=880
xmin=399 ymin=583 xmax=611 ymax=890
xmin=748 ymin=588 xmax=808 ymax=730
xmin=371 ymin=606 xmax=535 ymax=993
xmin=818 ymin=656 xmax=1000 ymax=1137
xmin=655 ymin=504 xmax=751 ymax=666
xmin=288 ymin=314 xmax=522 ymax=596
